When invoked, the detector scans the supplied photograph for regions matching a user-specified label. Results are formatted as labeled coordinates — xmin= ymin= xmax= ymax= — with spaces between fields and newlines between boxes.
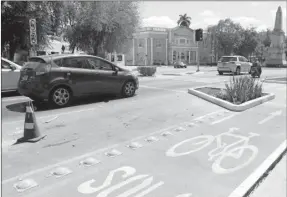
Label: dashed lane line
xmin=140 ymin=85 xmax=187 ymax=93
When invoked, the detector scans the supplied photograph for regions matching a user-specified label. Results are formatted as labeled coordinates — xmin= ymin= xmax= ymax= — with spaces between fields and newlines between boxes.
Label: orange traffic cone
xmin=16 ymin=101 xmax=46 ymax=143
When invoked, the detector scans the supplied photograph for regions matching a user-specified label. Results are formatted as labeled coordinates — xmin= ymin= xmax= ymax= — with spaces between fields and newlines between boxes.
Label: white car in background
xmin=1 ymin=57 xmax=22 ymax=92
xmin=217 ymin=56 xmax=252 ymax=75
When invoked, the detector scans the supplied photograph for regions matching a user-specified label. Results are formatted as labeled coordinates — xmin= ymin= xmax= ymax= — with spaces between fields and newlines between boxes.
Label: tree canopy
xmin=62 ymin=1 xmax=140 ymax=57
xmin=1 ymin=1 xmax=64 ymax=59
xmin=206 ymin=18 xmax=272 ymax=59
xmin=177 ymin=14 xmax=191 ymax=27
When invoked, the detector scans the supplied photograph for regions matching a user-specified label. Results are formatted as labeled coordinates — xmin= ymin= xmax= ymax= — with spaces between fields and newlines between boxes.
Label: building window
xmin=138 ymin=39 xmax=144 ymax=48
xmin=180 ymin=39 xmax=185 ymax=44
xmin=155 ymin=39 xmax=162 ymax=48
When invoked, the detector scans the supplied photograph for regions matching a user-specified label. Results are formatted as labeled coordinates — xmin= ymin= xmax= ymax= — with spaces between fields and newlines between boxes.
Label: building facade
xmin=126 ymin=26 xmax=210 ymax=66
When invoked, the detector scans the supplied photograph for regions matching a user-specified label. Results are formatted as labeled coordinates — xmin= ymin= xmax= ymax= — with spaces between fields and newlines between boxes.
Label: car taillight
xmin=35 ymin=65 xmax=51 ymax=76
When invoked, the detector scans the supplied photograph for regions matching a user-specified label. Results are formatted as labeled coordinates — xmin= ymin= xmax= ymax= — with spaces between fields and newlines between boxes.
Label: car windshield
xmin=219 ymin=57 xmax=237 ymax=62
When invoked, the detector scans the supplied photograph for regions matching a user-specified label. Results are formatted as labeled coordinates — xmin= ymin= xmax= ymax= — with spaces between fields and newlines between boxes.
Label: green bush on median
xmin=137 ymin=66 xmax=157 ymax=76
xmin=215 ymin=76 xmax=263 ymax=104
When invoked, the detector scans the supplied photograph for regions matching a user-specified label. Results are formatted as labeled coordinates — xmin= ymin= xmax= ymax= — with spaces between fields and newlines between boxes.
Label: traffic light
xmin=195 ymin=28 xmax=203 ymax=41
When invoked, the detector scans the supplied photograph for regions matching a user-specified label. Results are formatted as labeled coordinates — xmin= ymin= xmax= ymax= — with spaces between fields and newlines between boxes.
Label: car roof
xmin=1 ymin=57 xmax=22 ymax=68
xmin=29 ymin=54 xmax=107 ymax=63
xmin=221 ymin=56 xmax=241 ymax=57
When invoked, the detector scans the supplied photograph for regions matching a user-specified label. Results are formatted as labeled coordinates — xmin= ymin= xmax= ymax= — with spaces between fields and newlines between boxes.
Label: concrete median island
xmin=188 ymin=86 xmax=275 ymax=112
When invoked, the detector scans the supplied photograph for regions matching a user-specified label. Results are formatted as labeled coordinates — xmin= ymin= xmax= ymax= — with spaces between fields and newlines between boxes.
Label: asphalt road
xmin=1 ymin=67 xmax=286 ymax=197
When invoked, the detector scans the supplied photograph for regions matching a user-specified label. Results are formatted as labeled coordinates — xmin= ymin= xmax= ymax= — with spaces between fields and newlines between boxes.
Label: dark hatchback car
xmin=18 ymin=54 xmax=139 ymax=108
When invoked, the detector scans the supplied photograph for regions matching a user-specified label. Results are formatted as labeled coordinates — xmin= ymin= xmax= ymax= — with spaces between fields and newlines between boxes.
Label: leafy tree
xmin=235 ymin=27 xmax=259 ymax=57
xmin=263 ymin=29 xmax=272 ymax=47
xmin=1 ymin=1 xmax=64 ymax=60
xmin=63 ymin=1 xmax=140 ymax=57
xmin=177 ymin=14 xmax=191 ymax=27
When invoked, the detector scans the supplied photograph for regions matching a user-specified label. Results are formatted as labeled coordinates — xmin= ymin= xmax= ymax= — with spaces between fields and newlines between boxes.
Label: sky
xmin=139 ymin=1 xmax=287 ymax=32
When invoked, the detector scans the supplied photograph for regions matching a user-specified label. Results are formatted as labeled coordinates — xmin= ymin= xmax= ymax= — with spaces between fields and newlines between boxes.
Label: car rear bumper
xmin=217 ymin=67 xmax=235 ymax=72
xmin=18 ymin=81 xmax=49 ymax=101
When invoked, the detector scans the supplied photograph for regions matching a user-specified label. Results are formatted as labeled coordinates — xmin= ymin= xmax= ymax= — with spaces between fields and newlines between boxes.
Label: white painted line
xmin=258 ymin=110 xmax=282 ymax=125
xmin=228 ymin=140 xmax=287 ymax=197
xmin=211 ymin=114 xmax=236 ymax=125
xmin=2 ymin=97 xmax=30 ymax=102
xmin=2 ymin=105 xmax=104 ymax=125
xmin=2 ymin=110 xmax=223 ymax=185
xmin=140 ymin=85 xmax=186 ymax=93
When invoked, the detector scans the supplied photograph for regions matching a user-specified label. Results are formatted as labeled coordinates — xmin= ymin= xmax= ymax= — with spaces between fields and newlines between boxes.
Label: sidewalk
xmin=249 ymin=154 xmax=286 ymax=197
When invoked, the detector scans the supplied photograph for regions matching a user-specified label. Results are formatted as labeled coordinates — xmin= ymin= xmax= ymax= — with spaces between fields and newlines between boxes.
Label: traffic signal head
xmin=195 ymin=28 xmax=203 ymax=41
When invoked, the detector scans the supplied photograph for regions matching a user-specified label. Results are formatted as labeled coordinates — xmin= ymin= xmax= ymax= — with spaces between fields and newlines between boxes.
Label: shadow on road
xmin=1 ymin=91 xmax=21 ymax=98
xmin=6 ymin=94 xmax=124 ymax=113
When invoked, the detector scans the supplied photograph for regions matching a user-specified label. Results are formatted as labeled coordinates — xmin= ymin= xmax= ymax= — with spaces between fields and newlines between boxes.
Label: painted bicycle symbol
xmin=166 ymin=127 xmax=260 ymax=174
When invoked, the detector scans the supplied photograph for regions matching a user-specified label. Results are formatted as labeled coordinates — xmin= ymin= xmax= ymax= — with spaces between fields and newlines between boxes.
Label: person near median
xmin=251 ymin=58 xmax=262 ymax=76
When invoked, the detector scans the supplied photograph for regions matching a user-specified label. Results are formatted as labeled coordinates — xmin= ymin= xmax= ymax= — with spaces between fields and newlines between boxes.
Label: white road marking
xmin=140 ymin=85 xmax=187 ymax=93
xmin=211 ymin=114 xmax=236 ymax=125
xmin=2 ymin=110 xmax=223 ymax=185
xmin=1 ymin=97 xmax=30 ymax=102
xmin=228 ymin=140 xmax=287 ymax=197
xmin=166 ymin=127 xmax=260 ymax=174
xmin=258 ymin=110 xmax=282 ymax=125
xmin=2 ymin=105 xmax=104 ymax=125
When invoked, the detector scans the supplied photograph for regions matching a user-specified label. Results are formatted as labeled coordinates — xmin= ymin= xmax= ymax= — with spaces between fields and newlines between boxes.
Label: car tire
xmin=235 ymin=67 xmax=241 ymax=75
xmin=218 ymin=71 xmax=223 ymax=75
xmin=122 ymin=80 xmax=136 ymax=97
xmin=49 ymin=86 xmax=72 ymax=108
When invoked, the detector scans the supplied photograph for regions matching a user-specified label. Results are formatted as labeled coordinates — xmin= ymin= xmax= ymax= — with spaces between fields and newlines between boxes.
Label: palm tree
xmin=177 ymin=14 xmax=191 ymax=27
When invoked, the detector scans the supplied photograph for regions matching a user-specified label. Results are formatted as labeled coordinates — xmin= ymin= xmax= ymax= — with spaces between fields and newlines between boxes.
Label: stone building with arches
xmin=125 ymin=26 xmax=212 ymax=66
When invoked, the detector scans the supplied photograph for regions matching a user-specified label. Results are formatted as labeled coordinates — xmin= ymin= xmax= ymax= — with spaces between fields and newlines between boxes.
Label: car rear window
xmin=219 ymin=57 xmax=237 ymax=62
xmin=28 ymin=57 xmax=46 ymax=63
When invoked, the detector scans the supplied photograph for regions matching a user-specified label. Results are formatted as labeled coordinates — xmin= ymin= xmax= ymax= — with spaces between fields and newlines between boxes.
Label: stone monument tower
xmin=265 ymin=6 xmax=287 ymax=67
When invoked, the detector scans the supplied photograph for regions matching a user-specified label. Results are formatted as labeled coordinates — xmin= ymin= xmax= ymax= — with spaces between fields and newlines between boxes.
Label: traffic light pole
xmin=196 ymin=41 xmax=200 ymax=72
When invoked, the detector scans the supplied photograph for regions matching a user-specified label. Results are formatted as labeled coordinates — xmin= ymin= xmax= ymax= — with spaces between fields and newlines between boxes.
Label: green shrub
xmin=216 ymin=76 xmax=263 ymax=104
xmin=137 ymin=66 xmax=157 ymax=76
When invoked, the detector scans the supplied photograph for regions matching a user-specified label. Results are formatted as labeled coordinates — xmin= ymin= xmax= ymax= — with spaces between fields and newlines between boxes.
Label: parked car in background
xmin=174 ymin=61 xmax=187 ymax=68
xmin=1 ymin=57 xmax=22 ymax=92
xmin=217 ymin=56 xmax=252 ymax=75
xmin=18 ymin=54 xmax=139 ymax=108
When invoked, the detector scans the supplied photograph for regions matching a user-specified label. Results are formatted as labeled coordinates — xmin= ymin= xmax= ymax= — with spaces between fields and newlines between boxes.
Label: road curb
xmin=188 ymin=86 xmax=275 ymax=112
xmin=262 ymin=79 xmax=287 ymax=84
xmin=228 ymin=140 xmax=287 ymax=197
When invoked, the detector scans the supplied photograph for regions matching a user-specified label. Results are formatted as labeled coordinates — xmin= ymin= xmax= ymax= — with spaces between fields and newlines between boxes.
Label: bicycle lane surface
xmin=2 ymin=102 xmax=286 ymax=197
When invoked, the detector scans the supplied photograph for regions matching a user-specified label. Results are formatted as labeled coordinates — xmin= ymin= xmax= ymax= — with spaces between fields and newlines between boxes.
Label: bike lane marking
xmin=2 ymin=109 xmax=226 ymax=186
xmin=4 ymin=102 xmax=285 ymax=197
xmin=3 ymin=108 xmax=268 ymax=197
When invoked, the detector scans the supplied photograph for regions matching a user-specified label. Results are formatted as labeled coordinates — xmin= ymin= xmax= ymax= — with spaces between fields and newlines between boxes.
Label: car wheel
xmin=122 ymin=81 xmax=136 ymax=97
xmin=49 ymin=86 xmax=72 ymax=108
xmin=235 ymin=67 xmax=241 ymax=75
xmin=218 ymin=71 xmax=223 ymax=75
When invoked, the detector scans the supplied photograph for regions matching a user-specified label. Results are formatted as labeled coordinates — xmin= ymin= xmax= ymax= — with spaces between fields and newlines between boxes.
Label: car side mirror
xmin=114 ymin=67 xmax=119 ymax=74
